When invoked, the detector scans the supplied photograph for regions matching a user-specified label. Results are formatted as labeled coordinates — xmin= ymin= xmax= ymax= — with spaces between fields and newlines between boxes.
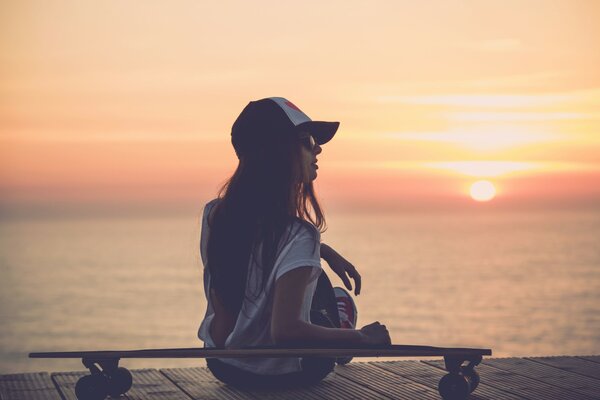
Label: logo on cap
xmin=284 ymin=101 xmax=302 ymax=112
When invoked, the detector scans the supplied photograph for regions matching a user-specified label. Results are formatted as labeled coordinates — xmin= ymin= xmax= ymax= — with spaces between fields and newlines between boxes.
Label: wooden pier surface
xmin=1 ymin=355 xmax=600 ymax=399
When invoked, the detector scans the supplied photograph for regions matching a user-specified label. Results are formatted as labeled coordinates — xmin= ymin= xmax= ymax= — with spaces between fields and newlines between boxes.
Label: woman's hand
xmin=320 ymin=243 xmax=362 ymax=295
xmin=359 ymin=322 xmax=391 ymax=346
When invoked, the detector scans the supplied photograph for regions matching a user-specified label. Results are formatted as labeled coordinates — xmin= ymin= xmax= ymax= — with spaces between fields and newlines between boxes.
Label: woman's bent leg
xmin=206 ymin=271 xmax=343 ymax=390
xmin=206 ymin=358 xmax=296 ymax=390
xmin=310 ymin=270 xmax=341 ymax=328
xmin=298 ymin=270 xmax=340 ymax=383
xmin=207 ymin=358 xmax=326 ymax=390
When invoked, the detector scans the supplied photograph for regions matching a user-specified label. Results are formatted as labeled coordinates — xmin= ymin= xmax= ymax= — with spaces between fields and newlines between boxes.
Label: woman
xmin=198 ymin=97 xmax=390 ymax=389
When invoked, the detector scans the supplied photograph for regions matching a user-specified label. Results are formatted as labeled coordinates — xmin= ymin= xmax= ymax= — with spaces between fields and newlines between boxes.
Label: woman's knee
xmin=300 ymin=356 xmax=335 ymax=383
xmin=311 ymin=272 xmax=341 ymax=329
xmin=207 ymin=358 xmax=253 ymax=388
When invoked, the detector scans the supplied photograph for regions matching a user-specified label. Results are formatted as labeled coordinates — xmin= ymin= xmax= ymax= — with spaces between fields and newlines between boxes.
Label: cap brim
xmin=297 ymin=121 xmax=340 ymax=145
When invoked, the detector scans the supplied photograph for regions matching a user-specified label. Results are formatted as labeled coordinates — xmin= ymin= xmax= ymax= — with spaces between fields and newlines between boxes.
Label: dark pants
xmin=206 ymin=271 xmax=341 ymax=390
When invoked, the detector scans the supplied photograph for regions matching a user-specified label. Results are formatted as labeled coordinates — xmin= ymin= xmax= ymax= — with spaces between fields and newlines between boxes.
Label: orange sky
xmin=1 ymin=1 xmax=599 ymax=215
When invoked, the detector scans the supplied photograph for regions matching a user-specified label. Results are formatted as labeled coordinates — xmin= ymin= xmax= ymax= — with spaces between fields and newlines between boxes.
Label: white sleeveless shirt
xmin=197 ymin=199 xmax=323 ymax=375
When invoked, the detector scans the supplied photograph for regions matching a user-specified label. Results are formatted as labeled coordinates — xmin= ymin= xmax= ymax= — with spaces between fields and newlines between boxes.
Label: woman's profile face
xmin=298 ymin=132 xmax=322 ymax=183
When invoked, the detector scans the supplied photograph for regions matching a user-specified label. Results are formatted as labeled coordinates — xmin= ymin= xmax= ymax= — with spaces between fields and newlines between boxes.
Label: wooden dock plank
xmin=3 ymin=356 xmax=600 ymax=399
xmin=52 ymin=369 xmax=193 ymax=399
xmin=50 ymin=370 xmax=86 ymax=400
xmin=580 ymin=356 xmax=600 ymax=364
xmin=159 ymin=367 xmax=260 ymax=400
xmin=290 ymin=369 xmax=392 ymax=400
xmin=335 ymin=361 xmax=440 ymax=399
xmin=234 ymin=373 xmax=339 ymax=400
xmin=0 ymin=372 xmax=62 ymax=400
xmin=529 ymin=356 xmax=600 ymax=380
xmin=425 ymin=359 xmax=597 ymax=400
xmin=372 ymin=360 xmax=526 ymax=400
xmin=161 ymin=365 xmax=388 ymax=400
xmin=481 ymin=357 xmax=600 ymax=398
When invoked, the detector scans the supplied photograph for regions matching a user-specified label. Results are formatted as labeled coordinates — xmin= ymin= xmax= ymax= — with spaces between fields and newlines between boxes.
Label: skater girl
xmin=198 ymin=97 xmax=390 ymax=389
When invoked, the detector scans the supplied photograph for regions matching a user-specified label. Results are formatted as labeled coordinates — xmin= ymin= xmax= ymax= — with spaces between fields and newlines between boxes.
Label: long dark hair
xmin=206 ymin=130 xmax=326 ymax=316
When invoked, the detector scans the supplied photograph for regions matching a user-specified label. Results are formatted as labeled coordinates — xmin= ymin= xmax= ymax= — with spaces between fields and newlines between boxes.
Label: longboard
xmin=30 ymin=344 xmax=491 ymax=400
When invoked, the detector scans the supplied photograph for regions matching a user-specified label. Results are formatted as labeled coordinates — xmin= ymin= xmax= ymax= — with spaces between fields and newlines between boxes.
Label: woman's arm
xmin=271 ymin=266 xmax=389 ymax=346
xmin=208 ymin=289 xmax=237 ymax=348
xmin=320 ymin=243 xmax=362 ymax=295
xmin=320 ymin=243 xmax=335 ymax=261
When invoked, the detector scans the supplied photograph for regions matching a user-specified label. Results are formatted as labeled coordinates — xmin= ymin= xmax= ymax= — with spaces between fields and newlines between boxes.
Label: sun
xmin=470 ymin=180 xmax=496 ymax=202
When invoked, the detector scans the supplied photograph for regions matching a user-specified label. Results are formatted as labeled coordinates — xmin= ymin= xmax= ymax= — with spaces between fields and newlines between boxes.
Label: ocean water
xmin=1 ymin=208 xmax=599 ymax=374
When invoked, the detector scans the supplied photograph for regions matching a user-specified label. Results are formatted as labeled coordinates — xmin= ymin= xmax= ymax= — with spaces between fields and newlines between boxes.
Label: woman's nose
xmin=314 ymin=144 xmax=322 ymax=155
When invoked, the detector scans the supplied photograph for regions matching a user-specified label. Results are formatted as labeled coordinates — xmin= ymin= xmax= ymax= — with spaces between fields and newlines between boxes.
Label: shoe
xmin=334 ymin=287 xmax=357 ymax=365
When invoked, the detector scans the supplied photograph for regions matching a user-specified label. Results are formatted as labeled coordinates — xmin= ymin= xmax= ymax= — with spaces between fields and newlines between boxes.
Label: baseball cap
xmin=231 ymin=97 xmax=340 ymax=158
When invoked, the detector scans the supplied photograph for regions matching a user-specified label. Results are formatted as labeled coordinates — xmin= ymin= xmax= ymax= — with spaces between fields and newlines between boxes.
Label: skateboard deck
xmin=30 ymin=344 xmax=491 ymax=359
xmin=30 ymin=345 xmax=491 ymax=400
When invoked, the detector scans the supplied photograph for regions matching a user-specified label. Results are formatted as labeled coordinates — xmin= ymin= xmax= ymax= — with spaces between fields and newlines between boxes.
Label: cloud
xmin=376 ymin=88 xmax=600 ymax=108
xmin=384 ymin=127 xmax=564 ymax=151
xmin=455 ymin=38 xmax=523 ymax=52
xmin=377 ymin=94 xmax=574 ymax=108
xmin=325 ymin=160 xmax=600 ymax=178
xmin=422 ymin=161 xmax=539 ymax=177
xmin=448 ymin=112 xmax=591 ymax=122
xmin=422 ymin=161 xmax=600 ymax=177
xmin=361 ymin=71 xmax=571 ymax=94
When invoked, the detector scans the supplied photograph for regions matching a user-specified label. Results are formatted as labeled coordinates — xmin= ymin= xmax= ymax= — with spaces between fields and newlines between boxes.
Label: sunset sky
xmin=1 ymin=0 xmax=599 ymax=215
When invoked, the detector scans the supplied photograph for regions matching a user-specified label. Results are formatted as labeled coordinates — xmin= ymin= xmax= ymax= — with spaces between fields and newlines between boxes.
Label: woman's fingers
xmin=350 ymin=267 xmax=362 ymax=295
xmin=340 ymin=271 xmax=352 ymax=291
xmin=377 ymin=324 xmax=391 ymax=344
xmin=359 ymin=321 xmax=392 ymax=345
xmin=343 ymin=263 xmax=361 ymax=295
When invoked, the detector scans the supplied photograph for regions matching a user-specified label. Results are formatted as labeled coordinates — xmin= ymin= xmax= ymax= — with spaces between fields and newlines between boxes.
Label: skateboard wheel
xmin=107 ymin=367 xmax=133 ymax=397
xmin=75 ymin=374 xmax=108 ymax=400
xmin=438 ymin=373 xmax=471 ymax=400
xmin=461 ymin=367 xmax=480 ymax=392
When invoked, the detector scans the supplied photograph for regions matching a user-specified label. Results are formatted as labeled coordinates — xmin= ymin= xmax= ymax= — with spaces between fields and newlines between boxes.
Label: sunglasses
xmin=299 ymin=133 xmax=317 ymax=151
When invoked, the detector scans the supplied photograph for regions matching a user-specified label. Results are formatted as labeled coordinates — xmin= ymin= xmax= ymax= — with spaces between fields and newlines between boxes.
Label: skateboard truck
xmin=82 ymin=357 xmax=119 ymax=375
xmin=438 ymin=355 xmax=482 ymax=400
xmin=76 ymin=357 xmax=133 ymax=400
